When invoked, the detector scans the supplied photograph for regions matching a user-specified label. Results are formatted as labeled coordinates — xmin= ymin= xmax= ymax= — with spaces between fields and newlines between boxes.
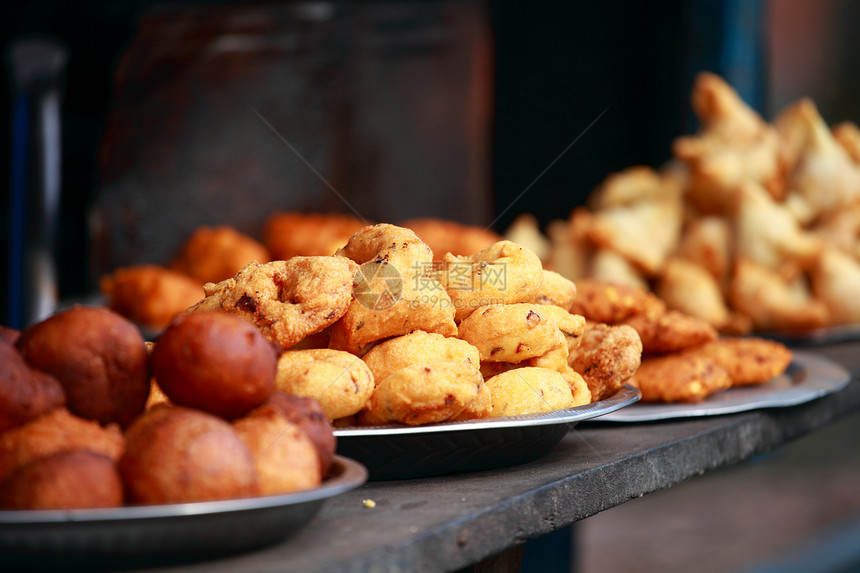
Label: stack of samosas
xmin=507 ymin=72 xmax=860 ymax=334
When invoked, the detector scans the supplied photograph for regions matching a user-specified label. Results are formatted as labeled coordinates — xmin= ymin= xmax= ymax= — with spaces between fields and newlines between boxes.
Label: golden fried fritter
xmin=631 ymin=354 xmax=731 ymax=403
xmin=169 ymin=225 xmax=270 ymax=284
xmin=358 ymin=362 xmax=483 ymax=426
xmin=361 ymin=330 xmax=479 ymax=384
xmin=458 ymin=304 xmax=570 ymax=363
xmin=263 ymin=211 xmax=367 ymax=260
xmin=100 ymin=264 xmax=204 ymax=330
xmin=484 ymin=367 xmax=575 ymax=417
xmin=531 ymin=270 xmax=578 ymax=310
xmin=686 ymin=337 xmax=792 ymax=386
xmin=189 ymin=257 xmax=358 ymax=350
xmin=568 ymin=323 xmax=642 ymax=401
xmin=275 ymin=348 xmax=374 ymax=420
xmin=400 ymin=218 xmax=502 ymax=260
xmin=569 ymin=279 xmax=665 ymax=324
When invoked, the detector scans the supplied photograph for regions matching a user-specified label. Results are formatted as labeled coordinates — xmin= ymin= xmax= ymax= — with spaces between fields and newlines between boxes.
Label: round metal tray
xmin=0 ymin=455 xmax=367 ymax=569
xmin=334 ymin=385 xmax=640 ymax=480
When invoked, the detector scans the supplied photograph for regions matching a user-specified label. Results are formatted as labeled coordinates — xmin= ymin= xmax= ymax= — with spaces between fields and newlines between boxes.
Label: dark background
xmin=5 ymin=0 xmax=834 ymax=323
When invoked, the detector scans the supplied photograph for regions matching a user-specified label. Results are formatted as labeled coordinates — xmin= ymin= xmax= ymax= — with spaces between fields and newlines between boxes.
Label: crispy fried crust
xmin=484 ymin=367 xmax=575 ymax=417
xmin=631 ymin=354 xmax=732 ymax=403
xmin=685 ymin=337 xmax=793 ymax=386
xmin=189 ymin=257 xmax=358 ymax=349
xmin=568 ymin=323 xmax=642 ymax=401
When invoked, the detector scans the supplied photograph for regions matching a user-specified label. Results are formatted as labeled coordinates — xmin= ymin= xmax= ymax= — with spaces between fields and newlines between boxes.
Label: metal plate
xmin=594 ymin=351 xmax=851 ymax=423
xmin=0 ymin=455 xmax=367 ymax=569
xmin=334 ymin=385 xmax=640 ymax=480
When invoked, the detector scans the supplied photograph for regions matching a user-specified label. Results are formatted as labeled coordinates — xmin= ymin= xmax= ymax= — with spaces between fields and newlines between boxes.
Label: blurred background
xmin=2 ymin=0 xmax=860 ymax=319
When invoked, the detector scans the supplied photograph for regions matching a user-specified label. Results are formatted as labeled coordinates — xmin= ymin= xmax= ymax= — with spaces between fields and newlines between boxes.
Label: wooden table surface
xmin=126 ymin=341 xmax=860 ymax=573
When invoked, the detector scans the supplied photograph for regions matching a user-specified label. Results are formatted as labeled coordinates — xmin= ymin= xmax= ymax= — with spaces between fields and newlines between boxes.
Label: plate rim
xmin=593 ymin=351 xmax=851 ymax=423
xmin=0 ymin=455 xmax=367 ymax=525
xmin=333 ymin=384 xmax=641 ymax=437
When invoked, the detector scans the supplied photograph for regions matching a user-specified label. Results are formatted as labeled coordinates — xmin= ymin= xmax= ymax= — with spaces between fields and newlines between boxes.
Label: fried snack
xmin=100 ymin=264 xmax=204 ymax=330
xmin=0 ymin=341 xmax=65 ymax=433
xmin=263 ymin=211 xmax=367 ymax=260
xmin=274 ymin=348 xmax=374 ymax=420
xmin=360 ymin=330 xmax=480 ymax=384
xmin=233 ymin=413 xmax=321 ymax=496
xmin=16 ymin=306 xmax=150 ymax=427
xmin=189 ymin=257 xmax=358 ymax=350
xmin=622 ymin=307 xmax=718 ymax=354
xmin=586 ymin=173 xmax=683 ymax=275
xmin=152 ymin=311 xmax=276 ymax=420
xmin=655 ymin=257 xmax=729 ymax=329
xmin=675 ymin=216 xmax=732 ymax=285
xmin=568 ymin=323 xmax=642 ymax=401
xmin=169 ymin=225 xmax=270 ymax=284
xmin=0 ymin=408 xmax=124 ymax=484
xmin=0 ymin=450 xmax=123 ymax=510
xmin=335 ymin=223 xmax=433 ymax=269
xmin=484 ymin=367 xmax=575 ymax=417
xmin=569 ymin=279 xmax=665 ymax=324
xmin=503 ymin=214 xmax=551 ymax=261
xmin=531 ymin=270 xmax=577 ymax=309
xmin=527 ymin=343 xmax=592 ymax=406
xmin=438 ymin=240 xmax=544 ymax=322
xmin=119 ymin=406 xmax=258 ymax=504
xmin=729 ymin=258 xmax=830 ymax=331
xmin=457 ymin=304 xmax=577 ymax=363
xmin=0 ymin=325 xmax=20 ymax=345
xmin=811 ymin=200 xmax=860 ymax=260
xmin=809 ymin=246 xmax=860 ymax=325
xmin=833 ymin=121 xmax=860 ymax=164
xmin=777 ymin=99 xmax=860 ymax=223
xmin=400 ymin=218 xmax=503 ymax=259
xmin=734 ymin=181 xmax=821 ymax=272
xmin=358 ymin=362 xmax=483 ymax=426
xmin=588 ymin=165 xmax=670 ymax=209
xmin=450 ymin=378 xmax=494 ymax=421
xmin=631 ymin=354 xmax=732 ymax=403
xmin=546 ymin=210 xmax=592 ymax=280
xmin=686 ymin=337 xmax=792 ymax=386
xmin=249 ymin=392 xmax=336 ymax=476
xmin=589 ymin=248 xmax=649 ymax=289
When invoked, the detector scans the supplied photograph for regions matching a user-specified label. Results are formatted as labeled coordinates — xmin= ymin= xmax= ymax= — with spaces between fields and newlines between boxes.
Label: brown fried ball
xmin=169 ymin=225 xmax=270 ymax=284
xmin=0 ymin=408 xmax=124 ymax=484
xmin=16 ymin=306 xmax=150 ymax=427
xmin=119 ymin=406 xmax=258 ymax=504
xmin=263 ymin=211 xmax=367 ymax=260
xmin=0 ymin=341 xmax=66 ymax=433
xmin=0 ymin=325 xmax=20 ymax=345
xmin=99 ymin=264 xmax=204 ymax=330
xmin=151 ymin=311 xmax=276 ymax=420
xmin=0 ymin=450 xmax=123 ymax=510
xmin=233 ymin=413 xmax=322 ymax=496
xmin=248 ymin=392 xmax=336 ymax=476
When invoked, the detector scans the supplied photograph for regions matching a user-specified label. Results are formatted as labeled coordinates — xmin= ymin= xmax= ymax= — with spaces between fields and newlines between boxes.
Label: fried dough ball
xmin=568 ymin=323 xmax=642 ymax=401
xmin=335 ymin=223 xmax=433 ymax=269
xmin=0 ymin=451 xmax=123 ymax=510
xmin=458 ymin=304 xmax=585 ymax=363
xmin=686 ymin=338 xmax=793 ymax=386
xmin=399 ymin=218 xmax=502 ymax=259
xmin=361 ymin=331 xmax=480 ymax=384
xmin=527 ymin=343 xmax=592 ymax=406
xmin=622 ymin=307 xmax=718 ymax=354
xmin=329 ymin=261 xmax=457 ymax=355
xmin=16 ymin=306 xmax=150 ymax=427
xmin=484 ymin=367 xmax=575 ymax=417
xmin=233 ymin=413 xmax=321 ymax=496
xmin=152 ymin=311 xmax=276 ymax=420
xmin=263 ymin=211 xmax=367 ymax=260
xmin=0 ymin=341 xmax=66 ymax=433
xmin=0 ymin=408 xmax=124 ymax=484
xmin=189 ymin=257 xmax=358 ymax=350
xmin=358 ymin=362 xmax=483 ymax=426
xmin=248 ymin=392 xmax=336 ymax=476
xmin=120 ymin=406 xmax=258 ymax=504
xmin=438 ymin=240 xmax=544 ymax=322
xmin=631 ymin=354 xmax=732 ymax=403
xmin=274 ymin=349 xmax=374 ymax=420
xmin=569 ymin=279 xmax=664 ymax=324
xmin=169 ymin=225 xmax=270 ymax=284
xmin=530 ymin=270 xmax=578 ymax=310
xmin=100 ymin=264 xmax=205 ymax=330
xmin=450 ymin=378 xmax=494 ymax=421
